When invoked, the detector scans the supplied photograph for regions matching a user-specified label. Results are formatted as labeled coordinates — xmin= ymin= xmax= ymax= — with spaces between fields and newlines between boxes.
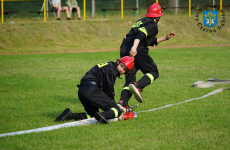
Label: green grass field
xmin=0 ymin=46 xmax=229 ymax=149
xmin=1 ymin=11 xmax=230 ymax=149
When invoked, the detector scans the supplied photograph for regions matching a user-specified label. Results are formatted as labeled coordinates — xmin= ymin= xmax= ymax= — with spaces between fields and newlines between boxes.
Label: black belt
xmin=77 ymin=81 xmax=99 ymax=88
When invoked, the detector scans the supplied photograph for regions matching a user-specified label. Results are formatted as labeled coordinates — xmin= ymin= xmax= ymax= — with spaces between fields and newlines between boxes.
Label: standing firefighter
xmin=118 ymin=3 xmax=175 ymax=106
xmin=55 ymin=56 xmax=135 ymax=124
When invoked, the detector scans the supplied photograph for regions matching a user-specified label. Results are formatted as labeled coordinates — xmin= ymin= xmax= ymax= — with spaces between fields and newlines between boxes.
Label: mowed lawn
xmin=0 ymin=46 xmax=229 ymax=149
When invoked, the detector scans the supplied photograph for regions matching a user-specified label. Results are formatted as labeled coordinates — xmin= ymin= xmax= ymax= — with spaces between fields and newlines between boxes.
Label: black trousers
xmin=120 ymin=39 xmax=159 ymax=103
xmin=78 ymin=84 xmax=121 ymax=119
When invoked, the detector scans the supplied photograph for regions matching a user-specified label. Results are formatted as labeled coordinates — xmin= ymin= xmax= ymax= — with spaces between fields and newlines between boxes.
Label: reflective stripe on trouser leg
xmin=102 ymin=108 xmax=121 ymax=119
xmin=137 ymin=73 xmax=155 ymax=89
xmin=122 ymin=86 xmax=130 ymax=92
xmin=145 ymin=73 xmax=154 ymax=84
xmin=86 ymin=113 xmax=91 ymax=119
xmin=111 ymin=108 xmax=118 ymax=118
xmin=120 ymin=86 xmax=132 ymax=105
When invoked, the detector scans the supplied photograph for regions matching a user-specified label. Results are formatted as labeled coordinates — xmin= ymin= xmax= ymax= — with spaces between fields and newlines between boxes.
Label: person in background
xmin=55 ymin=56 xmax=135 ymax=124
xmin=52 ymin=0 xmax=71 ymax=20
xmin=65 ymin=0 xmax=81 ymax=20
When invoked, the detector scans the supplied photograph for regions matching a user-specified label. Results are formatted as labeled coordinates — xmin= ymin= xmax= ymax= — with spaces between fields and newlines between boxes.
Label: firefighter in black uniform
xmin=118 ymin=3 xmax=176 ymax=106
xmin=55 ymin=56 xmax=135 ymax=124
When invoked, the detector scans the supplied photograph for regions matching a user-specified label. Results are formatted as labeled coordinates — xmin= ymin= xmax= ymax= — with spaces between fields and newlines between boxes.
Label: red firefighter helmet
xmin=118 ymin=56 xmax=135 ymax=71
xmin=145 ymin=3 xmax=164 ymax=18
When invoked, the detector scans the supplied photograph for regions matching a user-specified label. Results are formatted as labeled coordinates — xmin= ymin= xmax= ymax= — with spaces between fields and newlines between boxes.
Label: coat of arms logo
xmin=203 ymin=11 xmax=218 ymax=27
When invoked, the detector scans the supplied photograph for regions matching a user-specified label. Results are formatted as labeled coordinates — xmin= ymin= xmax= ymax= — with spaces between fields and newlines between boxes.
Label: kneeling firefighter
xmin=55 ymin=56 xmax=135 ymax=124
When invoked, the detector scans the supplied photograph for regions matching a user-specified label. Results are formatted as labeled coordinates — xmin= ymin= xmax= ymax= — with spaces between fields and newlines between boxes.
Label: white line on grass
xmin=137 ymin=87 xmax=229 ymax=113
xmin=0 ymin=88 xmax=229 ymax=138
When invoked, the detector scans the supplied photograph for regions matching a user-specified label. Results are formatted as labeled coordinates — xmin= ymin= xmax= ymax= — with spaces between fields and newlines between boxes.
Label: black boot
xmin=71 ymin=113 xmax=87 ymax=120
xmin=94 ymin=112 xmax=109 ymax=124
xmin=118 ymin=100 xmax=129 ymax=107
xmin=55 ymin=108 xmax=72 ymax=122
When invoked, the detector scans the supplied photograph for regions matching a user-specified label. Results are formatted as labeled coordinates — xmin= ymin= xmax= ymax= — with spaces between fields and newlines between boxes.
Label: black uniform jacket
xmin=125 ymin=17 xmax=159 ymax=47
xmin=80 ymin=62 xmax=120 ymax=100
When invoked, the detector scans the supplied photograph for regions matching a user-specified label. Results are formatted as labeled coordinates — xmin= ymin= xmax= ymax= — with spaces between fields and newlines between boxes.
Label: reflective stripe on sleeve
xmin=138 ymin=27 xmax=148 ymax=37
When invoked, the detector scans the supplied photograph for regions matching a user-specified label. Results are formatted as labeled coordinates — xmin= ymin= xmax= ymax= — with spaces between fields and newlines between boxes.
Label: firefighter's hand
xmin=118 ymin=114 xmax=124 ymax=121
xmin=129 ymin=47 xmax=137 ymax=57
xmin=166 ymin=32 xmax=175 ymax=40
